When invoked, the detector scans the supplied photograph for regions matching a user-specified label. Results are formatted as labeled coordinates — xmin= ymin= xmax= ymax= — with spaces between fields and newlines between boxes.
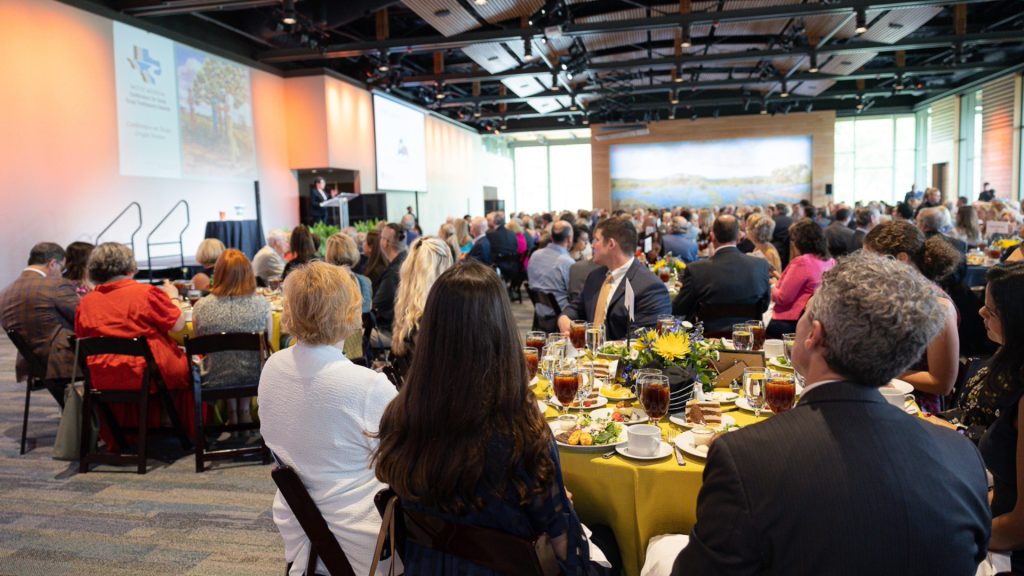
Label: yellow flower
xmin=654 ymin=332 xmax=691 ymax=361
xmin=652 ymin=260 xmax=665 ymax=271
xmin=675 ymin=260 xmax=686 ymax=270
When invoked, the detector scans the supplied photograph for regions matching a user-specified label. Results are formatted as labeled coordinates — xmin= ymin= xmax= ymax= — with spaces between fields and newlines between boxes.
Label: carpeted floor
xmin=0 ymin=299 xmax=537 ymax=575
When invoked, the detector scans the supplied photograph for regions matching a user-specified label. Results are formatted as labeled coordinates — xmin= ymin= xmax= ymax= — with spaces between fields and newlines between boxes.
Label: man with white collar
xmin=0 ymin=242 xmax=79 ymax=403
xmin=656 ymin=252 xmax=990 ymax=576
xmin=558 ymin=217 xmax=669 ymax=340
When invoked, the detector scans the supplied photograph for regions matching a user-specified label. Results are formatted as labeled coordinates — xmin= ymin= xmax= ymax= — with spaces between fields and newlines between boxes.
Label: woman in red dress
xmin=75 ymin=242 xmax=197 ymax=452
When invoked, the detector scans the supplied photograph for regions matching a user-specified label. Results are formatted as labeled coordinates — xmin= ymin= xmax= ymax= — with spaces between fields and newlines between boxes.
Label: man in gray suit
xmin=668 ymin=252 xmax=990 ymax=576
xmin=824 ymin=206 xmax=856 ymax=257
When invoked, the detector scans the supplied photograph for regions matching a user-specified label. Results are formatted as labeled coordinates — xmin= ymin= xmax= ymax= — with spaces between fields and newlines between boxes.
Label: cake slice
xmin=685 ymin=400 xmax=723 ymax=426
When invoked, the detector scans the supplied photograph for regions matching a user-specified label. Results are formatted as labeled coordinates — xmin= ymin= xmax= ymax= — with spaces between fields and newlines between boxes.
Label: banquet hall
xmin=2 ymin=0 xmax=1024 ymax=575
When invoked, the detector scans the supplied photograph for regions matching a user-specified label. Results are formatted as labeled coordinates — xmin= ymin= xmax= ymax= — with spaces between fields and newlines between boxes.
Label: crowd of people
xmin=4 ymin=187 xmax=1024 ymax=575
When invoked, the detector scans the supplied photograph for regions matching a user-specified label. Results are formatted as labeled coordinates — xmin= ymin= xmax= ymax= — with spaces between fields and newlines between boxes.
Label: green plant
xmin=353 ymin=219 xmax=383 ymax=234
xmin=309 ymin=221 xmax=339 ymax=257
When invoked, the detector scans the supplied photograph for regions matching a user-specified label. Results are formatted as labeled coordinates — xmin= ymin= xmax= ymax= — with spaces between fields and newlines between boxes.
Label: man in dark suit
xmin=487 ymin=213 xmax=520 ymax=280
xmin=851 ymin=206 xmax=879 ymax=251
xmin=824 ymin=206 xmax=856 ymax=257
xmin=667 ymin=252 xmax=990 ymax=576
xmin=661 ymin=217 xmax=699 ymax=263
xmin=0 ymin=242 xmax=78 ymax=402
xmin=307 ymin=176 xmax=333 ymax=226
xmin=466 ymin=216 xmax=491 ymax=265
xmin=673 ymin=215 xmax=770 ymax=335
xmin=370 ymin=224 xmax=407 ymax=344
xmin=770 ymin=203 xmax=793 ymax=269
xmin=558 ymin=217 xmax=670 ymax=340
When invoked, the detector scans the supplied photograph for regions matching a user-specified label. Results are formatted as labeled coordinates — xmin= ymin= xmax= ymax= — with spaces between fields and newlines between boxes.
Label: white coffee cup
xmin=880 ymin=387 xmax=914 ymax=409
xmin=182 ymin=306 xmax=193 ymax=323
xmin=627 ymin=424 xmax=661 ymax=456
xmin=691 ymin=427 xmax=715 ymax=448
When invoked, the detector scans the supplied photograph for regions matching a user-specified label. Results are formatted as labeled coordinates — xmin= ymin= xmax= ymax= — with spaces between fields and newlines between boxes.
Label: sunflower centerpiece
xmin=651 ymin=253 xmax=686 ymax=283
xmin=603 ymin=320 xmax=723 ymax=393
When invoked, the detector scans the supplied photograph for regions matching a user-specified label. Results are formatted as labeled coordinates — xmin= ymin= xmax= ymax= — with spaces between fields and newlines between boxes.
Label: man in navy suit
xmin=659 ymin=252 xmax=990 ymax=576
xmin=466 ymin=216 xmax=491 ymax=265
xmin=558 ymin=217 xmax=670 ymax=340
xmin=673 ymin=215 xmax=770 ymax=334
xmin=661 ymin=217 xmax=699 ymax=263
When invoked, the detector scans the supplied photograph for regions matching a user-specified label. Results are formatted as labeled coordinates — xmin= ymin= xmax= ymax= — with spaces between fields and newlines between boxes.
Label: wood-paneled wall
xmin=590 ymin=110 xmax=836 ymax=209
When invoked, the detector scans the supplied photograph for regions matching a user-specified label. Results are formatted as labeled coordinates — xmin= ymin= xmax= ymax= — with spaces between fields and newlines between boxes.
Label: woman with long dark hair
xmin=63 ymin=241 xmax=94 ymax=296
xmin=282 ymin=225 xmax=318 ymax=279
xmin=978 ymin=263 xmax=1024 ymax=571
xmin=363 ymin=229 xmax=388 ymax=289
xmin=373 ymin=260 xmax=605 ymax=574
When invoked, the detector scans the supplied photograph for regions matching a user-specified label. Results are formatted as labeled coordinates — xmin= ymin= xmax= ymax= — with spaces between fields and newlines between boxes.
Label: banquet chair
xmin=75 ymin=336 xmax=192 ymax=474
xmin=271 ymin=463 xmax=358 ymax=576
xmin=376 ymin=489 xmax=560 ymax=576
xmin=6 ymin=329 xmax=69 ymax=455
xmin=529 ymin=289 xmax=561 ymax=335
xmin=185 ymin=332 xmax=271 ymax=473
xmin=694 ymin=302 xmax=763 ymax=339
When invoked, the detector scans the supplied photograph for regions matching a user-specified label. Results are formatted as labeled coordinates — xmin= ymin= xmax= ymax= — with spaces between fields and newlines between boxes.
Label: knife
xmin=673 ymin=445 xmax=687 ymax=467
xmin=601 ymin=449 xmax=616 ymax=459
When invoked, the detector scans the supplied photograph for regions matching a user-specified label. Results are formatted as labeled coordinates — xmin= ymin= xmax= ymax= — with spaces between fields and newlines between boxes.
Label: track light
xmin=808 ymin=52 xmax=819 ymax=73
xmin=551 ymin=72 xmax=560 ymax=91
xmin=855 ymin=8 xmax=868 ymax=34
xmin=680 ymin=25 xmax=692 ymax=49
xmin=673 ymin=66 xmax=684 ymax=83
xmin=281 ymin=0 xmax=297 ymax=25
xmin=569 ymin=99 xmax=578 ymax=111
xmin=377 ymin=50 xmax=390 ymax=73
xmin=780 ymin=81 xmax=789 ymax=98
xmin=670 ymin=90 xmax=679 ymax=105
xmin=582 ymin=115 xmax=590 ymax=125
xmin=500 ymin=118 xmax=508 ymax=130
xmin=474 ymin=0 xmax=487 ymax=5
xmin=894 ymin=74 xmax=906 ymax=91
xmin=523 ymin=38 xmax=534 ymax=61
xmin=759 ymin=100 xmax=768 ymax=115
xmin=435 ymin=83 xmax=447 ymax=100
xmin=669 ymin=108 xmax=676 ymax=120
xmin=473 ymin=107 xmax=482 ymax=118
xmin=560 ymin=62 xmax=568 ymax=71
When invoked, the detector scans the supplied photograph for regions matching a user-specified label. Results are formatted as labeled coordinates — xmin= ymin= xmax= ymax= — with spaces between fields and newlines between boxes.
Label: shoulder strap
xmin=367 ymin=495 xmax=398 ymax=576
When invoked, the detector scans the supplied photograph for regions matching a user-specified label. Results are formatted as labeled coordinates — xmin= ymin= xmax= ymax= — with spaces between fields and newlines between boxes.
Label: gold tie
xmin=592 ymin=272 xmax=615 ymax=329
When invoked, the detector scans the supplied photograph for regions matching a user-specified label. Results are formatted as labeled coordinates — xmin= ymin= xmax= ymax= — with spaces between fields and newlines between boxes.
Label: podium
xmin=321 ymin=193 xmax=358 ymax=228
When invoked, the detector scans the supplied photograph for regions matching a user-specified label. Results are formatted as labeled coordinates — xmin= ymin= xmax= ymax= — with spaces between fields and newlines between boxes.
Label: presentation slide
xmin=373 ymin=94 xmax=427 ymax=192
xmin=113 ymin=21 xmax=256 ymax=180
xmin=610 ymin=136 xmax=812 ymax=210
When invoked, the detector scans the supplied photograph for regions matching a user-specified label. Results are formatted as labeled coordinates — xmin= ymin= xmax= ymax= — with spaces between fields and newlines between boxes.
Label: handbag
xmin=53 ymin=338 xmax=98 ymax=460
xmin=367 ymin=491 xmax=398 ymax=576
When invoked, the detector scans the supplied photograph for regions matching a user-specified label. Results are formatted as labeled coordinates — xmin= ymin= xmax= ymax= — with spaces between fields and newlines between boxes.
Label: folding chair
xmin=75 ymin=336 xmax=192 ymax=474
xmin=272 ymin=464 xmax=358 ymax=576
xmin=185 ymin=332 xmax=271 ymax=473
xmin=6 ymin=329 xmax=69 ymax=455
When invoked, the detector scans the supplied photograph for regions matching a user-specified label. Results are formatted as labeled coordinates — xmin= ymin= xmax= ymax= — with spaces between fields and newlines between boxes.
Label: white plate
xmin=537 ymin=400 xmax=549 ymax=414
xmin=669 ymin=413 xmax=736 ymax=431
xmin=884 ymin=379 xmax=914 ymax=395
xmin=615 ymin=441 xmax=673 ymax=460
xmin=720 ymin=338 xmax=734 ymax=350
xmin=549 ymin=421 xmax=628 ymax=451
xmin=905 ymin=401 xmax=920 ymax=415
xmin=550 ymin=395 xmax=608 ymax=410
xmin=734 ymin=397 xmax=773 ymax=414
xmin=591 ymin=407 xmax=650 ymax=425
xmin=673 ymin=431 xmax=711 ymax=459
xmin=706 ymin=391 xmax=739 ymax=403
xmin=766 ymin=356 xmax=793 ymax=372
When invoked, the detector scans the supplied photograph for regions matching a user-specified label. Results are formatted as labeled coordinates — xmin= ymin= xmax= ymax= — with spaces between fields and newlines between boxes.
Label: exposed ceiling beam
xmin=121 ymin=0 xmax=281 ymax=17
xmin=258 ymin=0 xmax=1005 ymax=63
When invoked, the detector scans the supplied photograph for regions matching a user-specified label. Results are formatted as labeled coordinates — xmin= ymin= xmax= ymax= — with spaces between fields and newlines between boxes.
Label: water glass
xmin=732 ymin=323 xmax=753 ymax=351
xmin=743 ymin=367 xmax=768 ymax=417
xmin=585 ymin=323 xmax=605 ymax=357
xmin=782 ymin=333 xmax=796 ymax=363
xmin=657 ymin=314 xmax=676 ymax=335
xmin=525 ymin=331 xmax=546 ymax=351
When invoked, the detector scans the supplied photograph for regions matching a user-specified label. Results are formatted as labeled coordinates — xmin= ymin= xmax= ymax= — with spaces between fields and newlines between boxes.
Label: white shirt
xmin=259 ymin=342 xmax=398 ymax=576
xmin=600 ymin=257 xmax=635 ymax=322
xmin=22 ymin=267 xmax=46 ymax=278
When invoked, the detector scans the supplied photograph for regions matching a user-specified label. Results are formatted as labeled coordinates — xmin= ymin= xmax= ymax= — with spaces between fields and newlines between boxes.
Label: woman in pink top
xmin=767 ymin=219 xmax=835 ymax=338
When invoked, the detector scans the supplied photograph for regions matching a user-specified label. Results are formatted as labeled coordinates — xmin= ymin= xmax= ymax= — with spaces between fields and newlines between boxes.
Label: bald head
xmin=551 ymin=220 xmax=574 ymax=247
xmin=712 ymin=215 xmax=739 ymax=245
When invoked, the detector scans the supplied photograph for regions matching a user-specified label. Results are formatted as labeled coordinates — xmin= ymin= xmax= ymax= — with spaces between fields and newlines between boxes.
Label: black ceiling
xmin=78 ymin=0 xmax=1024 ymax=132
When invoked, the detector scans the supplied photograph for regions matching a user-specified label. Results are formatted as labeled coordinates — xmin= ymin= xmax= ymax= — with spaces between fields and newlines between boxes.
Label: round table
xmin=171 ymin=311 xmax=283 ymax=352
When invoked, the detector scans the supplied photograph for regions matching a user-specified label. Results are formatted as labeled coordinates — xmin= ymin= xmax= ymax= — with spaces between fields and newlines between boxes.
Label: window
xmin=513 ymin=142 xmax=593 ymax=212
xmin=833 ymin=114 xmax=917 ymax=205
xmin=513 ymin=146 xmax=549 ymax=213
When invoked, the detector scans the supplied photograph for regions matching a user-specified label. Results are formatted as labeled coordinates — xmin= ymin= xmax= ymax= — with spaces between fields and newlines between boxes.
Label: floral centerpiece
xmin=651 ymin=253 xmax=686 ymax=281
xmin=602 ymin=320 xmax=723 ymax=393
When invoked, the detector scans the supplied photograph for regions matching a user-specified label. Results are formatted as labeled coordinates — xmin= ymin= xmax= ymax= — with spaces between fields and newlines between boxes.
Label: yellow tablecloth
xmin=170 ymin=312 xmax=283 ymax=352
xmin=534 ymin=378 xmax=771 ymax=576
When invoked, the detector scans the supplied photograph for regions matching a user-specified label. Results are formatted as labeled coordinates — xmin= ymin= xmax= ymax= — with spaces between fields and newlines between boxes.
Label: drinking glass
xmin=657 ymin=314 xmax=676 ymax=335
xmin=782 ymin=333 xmax=796 ymax=363
xmin=187 ymin=289 xmax=203 ymax=307
xmin=540 ymin=353 xmax=561 ymax=384
xmin=658 ymin=268 xmax=672 ymax=283
xmin=569 ymin=320 xmax=586 ymax=350
xmin=525 ymin=331 xmax=547 ymax=351
xmin=638 ymin=373 xmax=671 ymax=425
xmin=765 ymin=371 xmax=797 ymax=414
xmin=523 ymin=347 xmax=539 ymax=382
xmin=267 ymin=276 xmax=283 ymax=291
xmin=545 ymin=333 xmax=567 ymax=359
xmin=552 ymin=367 xmax=580 ymax=417
xmin=746 ymin=320 xmax=766 ymax=351
xmin=732 ymin=323 xmax=753 ymax=351
xmin=743 ymin=367 xmax=768 ymax=417
xmin=585 ymin=323 xmax=605 ymax=357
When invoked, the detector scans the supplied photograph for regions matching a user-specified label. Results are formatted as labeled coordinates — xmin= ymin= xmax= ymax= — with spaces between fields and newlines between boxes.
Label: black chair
xmin=528 ymin=288 xmax=562 ymax=335
xmin=75 ymin=336 xmax=192 ymax=474
xmin=695 ymin=302 xmax=763 ymax=339
xmin=272 ymin=464 xmax=357 ymax=576
xmin=495 ymin=253 xmax=525 ymax=304
xmin=376 ymin=489 xmax=560 ymax=576
xmin=5 ymin=329 xmax=68 ymax=455
xmin=184 ymin=332 xmax=271 ymax=473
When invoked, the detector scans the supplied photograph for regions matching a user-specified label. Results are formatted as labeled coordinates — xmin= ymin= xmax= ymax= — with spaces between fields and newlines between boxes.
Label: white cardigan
xmin=259 ymin=342 xmax=397 ymax=576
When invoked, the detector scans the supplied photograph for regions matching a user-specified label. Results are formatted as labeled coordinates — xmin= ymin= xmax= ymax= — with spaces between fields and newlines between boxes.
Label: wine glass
xmin=743 ymin=367 xmax=768 ymax=417
xmin=552 ymin=366 xmax=579 ymax=417
xmin=732 ymin=323 xmax=753 ymax=351
xmin=631 ymin=368 xmax=662 ymax=399
xmin=569 ymin=320 xmax=586 ymax=350
xmin=638 ymin=373 xmax=671 ymax=425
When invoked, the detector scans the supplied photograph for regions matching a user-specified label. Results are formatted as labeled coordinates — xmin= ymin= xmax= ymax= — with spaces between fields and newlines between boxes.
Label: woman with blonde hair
xmin=453 ymin=217 xmax=473 ymax=254
xmin=390 ymin=237 xmax=454 ymax=378
xmin=438 ymin=223 xmax=461 ymax=260
xmin=192 ymin=238 xmax=226 ymax=291
xmin=325 ymin=233 xmax=372 ymax=314
xmin=259 ymin=261 xmax=396 ymax=576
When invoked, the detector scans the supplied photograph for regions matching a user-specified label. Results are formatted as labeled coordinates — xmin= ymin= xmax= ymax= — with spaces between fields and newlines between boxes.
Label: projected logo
xmin=127 ymin=46 xmax=162 ymax=84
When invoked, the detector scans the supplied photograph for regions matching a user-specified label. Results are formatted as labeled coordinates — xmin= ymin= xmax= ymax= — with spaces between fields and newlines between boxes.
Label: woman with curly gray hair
xmin=746 ymin=213 xmax=781 ymax=272
xmin=864 ymin=220 xmax=961 ymax=414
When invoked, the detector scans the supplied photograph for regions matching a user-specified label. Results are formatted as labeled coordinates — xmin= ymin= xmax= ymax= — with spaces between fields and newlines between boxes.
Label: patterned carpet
xmin=0 ymin=299 xmax=537 ymax=575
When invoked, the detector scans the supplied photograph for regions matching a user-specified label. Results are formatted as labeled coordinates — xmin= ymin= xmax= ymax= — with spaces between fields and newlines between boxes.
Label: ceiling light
xmin=281 ymin=0 xmax=297 ymax=25
xmin=473 ymin=107 xmax=481 ymax=118
xmin=435 ymin=83 xmax=447 ymax=100
xmin=523 ymin=39 xmax=534 ymax=61
xmin=759 ymin=103 xmax=768 ymax=115
xmin=551 ymin=72 xmax=560 ymax=91
xmin=582 ymin=116 xmax=590 ymax=125
xmin=855 ymin=8 xmax=868 ymax=34
xmin=808 ymin=52 xmax=819 ymax=73
xmin=569 ymin=100 xmax=579 ymax=111
xmin=779 ymin=81 xmax=789 ymax=98
xmin=566 ymin=71 xmax=574 ymax=80
xmin=560 ymin=62 xmax=568 ymax=71
xmin=474 ymin=0 xmax=487 ymax=5
xmin=681 ymin=25 xmax=692 ymax=49
xmin=670 ymin=90 xmax=679 ymax=105
xmin=500 ymin=118 xmax=508 ymax=130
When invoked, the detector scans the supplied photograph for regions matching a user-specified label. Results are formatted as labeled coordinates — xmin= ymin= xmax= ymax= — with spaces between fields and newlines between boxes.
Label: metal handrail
xmin=145 ymin=200 xmax=190 ymax=282
xmin=96 ymin=202 xmax=143 ymax=254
